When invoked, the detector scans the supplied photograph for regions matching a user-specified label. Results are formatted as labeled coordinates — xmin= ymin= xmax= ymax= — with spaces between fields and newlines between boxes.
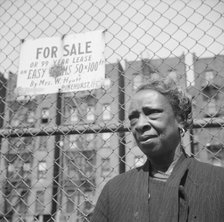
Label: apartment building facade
xmin=0 ymin=72 xmax=58 ymax=221
xmin=0 ymin=73 xmax=7 ymax=219
xmin=0 ymin=63 xmax=122 ymax=222
xmin=190 ymin=54 xmax=224 ymax=165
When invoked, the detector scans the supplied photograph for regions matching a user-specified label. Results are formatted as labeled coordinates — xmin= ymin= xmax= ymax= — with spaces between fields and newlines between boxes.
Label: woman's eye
xmin=128 ymin=116 xmax=137 ymax=122
xmin=144 ymin=108 xmax=161 ymax=116
xmin=128 ymin=112 xmax=139 ymax=121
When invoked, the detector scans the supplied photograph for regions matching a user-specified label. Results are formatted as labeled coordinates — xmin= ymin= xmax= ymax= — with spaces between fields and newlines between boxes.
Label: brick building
xmin=0 ymin=73 xmax=7 ymax=219
xmin=0 ymin=63 xmax=121 ymax=222
xmin=1 ymin=72 xmax=58 ymax=221
xmin=189 ymin=54 xmax=224 ymax=165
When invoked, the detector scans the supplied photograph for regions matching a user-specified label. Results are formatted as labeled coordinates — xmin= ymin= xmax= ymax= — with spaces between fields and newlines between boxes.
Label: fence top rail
xmin=0 ymin=123 xmax=129 ymax=138
xmin=0 ymin=118 xmax=224 ymax=138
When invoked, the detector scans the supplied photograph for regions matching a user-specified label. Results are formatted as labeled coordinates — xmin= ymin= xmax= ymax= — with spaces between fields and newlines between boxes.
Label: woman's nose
xmin=135 ymin=114 xmax=151 ymax=133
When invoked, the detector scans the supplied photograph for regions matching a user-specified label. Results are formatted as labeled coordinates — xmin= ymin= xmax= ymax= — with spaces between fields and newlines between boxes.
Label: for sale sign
xmin=17 ymin=30 xmax=105 ymax=95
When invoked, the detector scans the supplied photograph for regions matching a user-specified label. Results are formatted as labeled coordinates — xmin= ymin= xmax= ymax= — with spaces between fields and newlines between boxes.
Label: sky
xmin=1 ymin=0 xmax=224 ymax=84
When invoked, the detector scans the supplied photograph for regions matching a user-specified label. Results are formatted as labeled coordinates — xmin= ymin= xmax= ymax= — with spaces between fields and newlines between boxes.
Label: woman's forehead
xmin=132 ymin=89 xmax=167 ymax=104
xmin=129 ymin=89 xmax=171 ymax=111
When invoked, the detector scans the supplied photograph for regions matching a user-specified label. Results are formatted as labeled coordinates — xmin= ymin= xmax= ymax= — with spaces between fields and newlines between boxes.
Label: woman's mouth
xmin=138 ymin=135 xmax=157 ymax=143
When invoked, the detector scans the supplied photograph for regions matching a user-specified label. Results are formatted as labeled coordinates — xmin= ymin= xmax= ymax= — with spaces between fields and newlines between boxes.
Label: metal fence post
xmin=51 ymin=91 xmax=62 ymax=221
xmin=118 ymin=63 xmax=126 ymax=174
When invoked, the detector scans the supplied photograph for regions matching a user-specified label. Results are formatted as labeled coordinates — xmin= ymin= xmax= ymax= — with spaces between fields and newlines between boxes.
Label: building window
xmin=83 ymin=199 xmax=94 ymax=217
xmin=23 ymin=162 xmax=31 ymax=177
xmin=101 ymin=157 xmax=111 ymax=177
xmin=24 ymin=137 xmax=33 ymax=146
xmin=19 ymin=190 xmax=29 ymax=214
xmin=86 ymin=134 xmax=94 ymax=142
xmin=65 ymin=152 xmax=80 ymax=180
xmin=35 ymin=191 xmax=45 ymax=213
xmin=205 ymin=70 xmax=214 ymax=83
xmin=6 ymin=154 xmax=18 ymax=178
xmin=134 ymin=155 xmax=145 ymax=167
xmin=67 ymin=164 xmax=79 ymax=180
xmin=9 ymin=137 xmax=24 ymax=150
xmin=11 ymin=119 xmax=20 ymax=127
xmin=39 ymin=136 xmax=48 ymax=150
xmin=37 ymin=161 xmax=47 ymax=180
xmin=79 ymin=150 xmax=96 ymax=191
xmin=102 ymin=78 xmax=111 ymax=91
xmin=66 ymin=190 xmax=76 ymax=213
xmin=27 ymin=110 xmax=35 ymax=124
xmin=86 ymin=106 xmax=95 ymax=122
xmin=102 ymin=133 xmax=111 ymax=147
xmin=41 ymin=108 xmax=49 ymax=124
xmin=102 ymin=133 xmax=111 ymax=141
xmin=70 ymin=134 xmax=78 ymax=150
xmin=7 ymin=163 xmax=15 ymax=177
xmin=168 ymin=70 xmax=177 ymax=82
xmin=70 ymin=107 xmax=78 ymax=123
xmin=102 ymin=104 xmax=111 ymax=120
xmin=8 ymin=163 xmax=15 ymax=172
xmin=133 ymin=74 xmax=142 ymax=90
xmin=206 ymin=98 xmax=218 ymax=117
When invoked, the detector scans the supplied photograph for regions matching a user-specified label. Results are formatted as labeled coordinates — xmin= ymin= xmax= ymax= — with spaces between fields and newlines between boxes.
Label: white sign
xmin=17 ymin=30 xmax=105 ymax=95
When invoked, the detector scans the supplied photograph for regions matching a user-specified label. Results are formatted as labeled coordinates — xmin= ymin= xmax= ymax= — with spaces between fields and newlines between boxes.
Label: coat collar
xmin=133 ymin=153 xmax=192 ymax=222
xmin=158 ymin=153 xmax=192 ymax=222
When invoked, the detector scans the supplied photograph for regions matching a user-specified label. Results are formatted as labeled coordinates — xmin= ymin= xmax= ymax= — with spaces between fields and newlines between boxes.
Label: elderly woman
xmin=91 ymin=77 xmax=224 ymax=222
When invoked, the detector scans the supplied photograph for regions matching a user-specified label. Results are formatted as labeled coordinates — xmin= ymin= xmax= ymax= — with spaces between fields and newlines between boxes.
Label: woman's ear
xmin=176 ymin=117 xmax=185 ymax=137
xmin=179 ymin=127 xmax=186 ymax=137
xmin=177 ymin=121 xmax=185 ymax=137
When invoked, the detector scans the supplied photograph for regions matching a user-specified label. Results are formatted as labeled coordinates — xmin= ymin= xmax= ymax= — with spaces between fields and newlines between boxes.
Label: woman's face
xmin=128 ymin=89 xmax=181 ymax=159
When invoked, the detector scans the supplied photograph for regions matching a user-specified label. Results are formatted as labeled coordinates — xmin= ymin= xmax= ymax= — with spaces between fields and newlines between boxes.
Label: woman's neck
xmin=149 ymin=144 xmax=183 ymax=173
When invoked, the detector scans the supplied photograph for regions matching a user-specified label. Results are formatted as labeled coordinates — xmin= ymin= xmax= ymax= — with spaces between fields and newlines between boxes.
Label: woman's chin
xmin=139 ymin=143 xmax=159 ymax=156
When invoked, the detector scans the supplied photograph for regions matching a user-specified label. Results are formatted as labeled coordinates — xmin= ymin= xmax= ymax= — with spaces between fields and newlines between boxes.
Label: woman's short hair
xmin=136 ymin=76 xmax=193 ymax=131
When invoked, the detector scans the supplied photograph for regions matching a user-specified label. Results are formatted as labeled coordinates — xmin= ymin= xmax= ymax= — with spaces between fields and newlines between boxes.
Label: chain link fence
xmin=1 ymin=0 xmax=224 ymax=221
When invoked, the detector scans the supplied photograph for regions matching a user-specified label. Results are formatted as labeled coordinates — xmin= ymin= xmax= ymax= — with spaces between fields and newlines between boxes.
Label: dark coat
xmin=91 ymin=154 xmax=224 ymax=222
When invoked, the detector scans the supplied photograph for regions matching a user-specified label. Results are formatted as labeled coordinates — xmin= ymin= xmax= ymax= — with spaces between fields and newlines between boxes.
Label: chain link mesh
xmin=1 ymin=0 xmax=224 ymax=221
